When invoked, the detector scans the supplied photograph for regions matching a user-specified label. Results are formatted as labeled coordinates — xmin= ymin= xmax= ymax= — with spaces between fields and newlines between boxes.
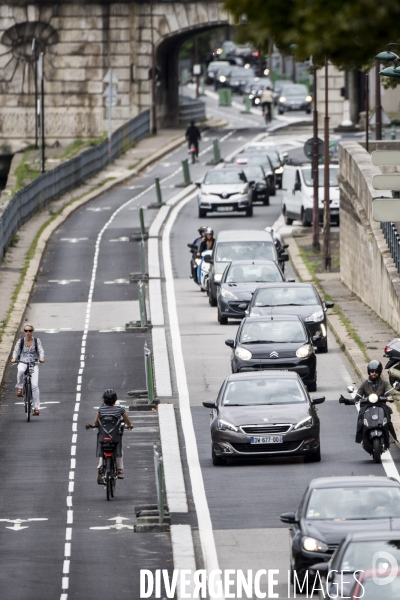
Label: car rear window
xmin=226 ymin=263 xmax=282 ymax=283
xmin=216 ymin=241 xmax=276 ymax=262
xmin=341 ymin=540 xmax=400 ymax=573
xmin=222 ymin=378 xmax=306 ymax=405
xmin=254 ymin=286 xmax=318 ymax=307
xmin=306 ymin=487 xmax=400 ymax=520
xmin=240 ymin=320 xmax=307 ymax=344
xmin=361 ymin=575 xmax=400 ymax=600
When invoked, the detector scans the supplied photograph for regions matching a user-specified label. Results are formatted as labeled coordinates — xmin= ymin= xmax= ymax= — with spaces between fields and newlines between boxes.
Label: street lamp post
xmin=365 ymin=71 xmax=369 ymax=152
xmin=312 ymin=65 xmax=320 ymax=251
xmin=323 ymin=57 xmax=331 ymax=271
xmin=39 ymin=52 xmax=45 ymax=173
xmin=375 ymin=60 xmax=382 ymax=140
xmin=32 ymin=38 xmax=38 ymax=149
xmin=150 ymin=0 xmax=157 ymax=135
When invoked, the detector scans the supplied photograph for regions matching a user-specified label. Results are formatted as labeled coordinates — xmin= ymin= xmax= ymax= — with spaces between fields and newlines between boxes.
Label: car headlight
xmin=249 ymin=94 xmax=254 ymax=99
xmin=279 ymin=96 xmax=286 ymax=102
xmin=294 ymin=416 xmax=313 ymax=430
xmin=302 ymin=537 xmax=328 ymax=553
xmin=234 ymin=80 xmax=239 ymax=85
xmin=305 ymin=95 xmax=312 ymax=102
xmin=254 ymin=98 xmax=260 ymax=105
xmin=221 ymin=288 xmax=239 ymax=300
xmin=296 ymin=344 xmax=312 ymax=358
xmin=240 ymin=189 xmax=246 ymax=194
xmin=275 ymin=166 xmax=284 ymax=174
xmin=217 ymin=419 xmax=238 ymax=432
xmin=235 ymin=347 xmax=252 ymax=361
xmin=219 ymin=75 xmax=226 ymax=82
xmin=214 ymin=273 xmax=223 ymax=282
xmin=305 ymin=311 xmax=324 ymax=323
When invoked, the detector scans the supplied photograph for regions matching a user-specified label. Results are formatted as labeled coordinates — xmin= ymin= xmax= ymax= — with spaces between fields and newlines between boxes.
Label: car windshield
xmin=254 ymin=286 xmax=318 ymax=307
xmin=222 ymin=378 xmax=307 ymax=405
xmin=217 ymin=65 xmax=232 ymax=75
xmin=360 ymin=576 xmax=400 ymax=600
xmin=242 ymin=166 xmax=265 ymax=180
xmin=216 ymin=241 xmax=276 ymax=262
xmin=236 ymin=155 xmax=270 ymax=169
xmin=281 ymin=85 xmax=308 ymax=96
xmin=246 ymin=150 xmax=280 ymax=167
xmin=204 ymin=171 xmax=247 ymax=185
xmin=226 ymin=263 xmax=282 ymax=283
xmin=240 ymin=320 xmax=307 ymax=344
xmin=341 ymin=540 xmax=400 ymax=573
xmin=306 ymin=487 xmax=400 ymax=520
xmin=302 ymin=166 xmax=339 ymax=187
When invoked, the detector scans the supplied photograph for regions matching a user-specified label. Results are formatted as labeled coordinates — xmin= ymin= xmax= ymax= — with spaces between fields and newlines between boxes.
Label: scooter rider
xmin=193 ymin=225 xmax=207 ymax=251
xmin=190 ymin=226 xmax=206 ymax=282
xmin=197 ymin=227 xmax=215 ymax=256
xmin=340 ymin=360 xmax=397 ymax=443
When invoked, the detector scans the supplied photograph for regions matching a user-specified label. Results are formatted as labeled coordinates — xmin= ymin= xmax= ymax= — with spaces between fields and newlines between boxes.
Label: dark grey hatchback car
xmin=203 ymin=371 xmax=324 ymax=465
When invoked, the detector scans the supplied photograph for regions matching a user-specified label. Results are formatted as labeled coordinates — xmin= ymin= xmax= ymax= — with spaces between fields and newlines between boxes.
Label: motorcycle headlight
xmin=275 ymin=166 xmax=284 ymax=174
xmin=294 ymin=416 xmax=313 ymax=430
xmin=302 ymin=537 xmax=328 ymax=553
xmin=254 ymin=98 xmax=260 ymax=105
xmin=214 ymin=273 xmax=223 ymax=282
xmin=305 ymin=311 xmax=324 ymax=323
xmin=221 ymin=288 xmax=238 ymax=300
xmin=369 ymin=393 xmax=378 ymax=404
xmin=235 ymin=347 xmax=252 ymax=361
xmin=296 ymin=344 xmax=312 ymax=359
xmin=217 ymin=419 xmax=238 ymax=432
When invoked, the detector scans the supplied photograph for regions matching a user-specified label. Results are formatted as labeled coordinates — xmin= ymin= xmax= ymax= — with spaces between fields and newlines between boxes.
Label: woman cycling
xmin=11 ymin=323 xmax=45 ymax=416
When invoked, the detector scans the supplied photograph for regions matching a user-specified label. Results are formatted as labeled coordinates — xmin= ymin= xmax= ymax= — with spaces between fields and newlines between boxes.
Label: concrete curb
xmin=285 ymin=234 xmax=400 ymax=444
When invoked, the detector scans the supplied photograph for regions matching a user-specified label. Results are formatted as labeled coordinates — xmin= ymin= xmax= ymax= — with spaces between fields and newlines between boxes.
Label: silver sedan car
xmin=197 ymin=169 xmax=253 ymax=218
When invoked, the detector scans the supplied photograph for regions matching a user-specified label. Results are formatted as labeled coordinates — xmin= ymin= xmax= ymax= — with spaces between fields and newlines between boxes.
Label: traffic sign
xmin=304 ymin=137 xmax=323 ymax=159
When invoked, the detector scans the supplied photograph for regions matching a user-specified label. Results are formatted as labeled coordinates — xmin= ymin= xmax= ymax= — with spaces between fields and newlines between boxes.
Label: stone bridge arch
xmin=0 ymin=2 xmax=230 ymax=144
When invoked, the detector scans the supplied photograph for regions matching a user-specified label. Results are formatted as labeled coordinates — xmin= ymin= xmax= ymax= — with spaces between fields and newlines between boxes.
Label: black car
xmin=226 ymin=66 xmax=255 ymax=94
xmin=247 ymin=283 xmax=334 ymax=353
xmin=215 ymin=259 xmax=286 ymax=324
xmin=233 ymin=154 xmax=276 ymax=196
xmin=313 ymin=530 xmax=400 ymax=599
xmin=277 ymin=83 xmax=312 ymax=114
xmin=244 ymin=148 xmax=284 ymax=189
xmin=202 ymin=371 xmax=324 ymax=465
xmin=226 ymin=315 xmax=317 ymax=390
xmin=280 ymin=476 xmax=400 ymax=593
xmin=224 ymin=164 xmax=273 ymax=205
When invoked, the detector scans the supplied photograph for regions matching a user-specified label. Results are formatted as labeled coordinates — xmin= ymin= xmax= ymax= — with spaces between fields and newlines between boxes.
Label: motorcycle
xmin=383 ymin=338 xmax=400 ymax=387
xmin=339 ymin=383 xmax=397 ymax=463
xmin=199 ymin=249 xmax=212 ymax=293
xmin=187 ymin=242 xmax=201 ymax=284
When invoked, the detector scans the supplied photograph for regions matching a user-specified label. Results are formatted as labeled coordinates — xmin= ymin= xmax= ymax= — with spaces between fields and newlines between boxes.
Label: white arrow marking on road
xmin=90 ymin=516 xmax=134 ymax=531
xmin=60 ymin=238 xmax=89 ymax=243
xmin=6 ymin=524 xmax=29 ymax=531
xmin=48 ymin=280 xmax=81 ymax=285
xmin=103 ymin=279 xmax=130 ymax=284
xmin=0 ymin=518 xmax=48 ymax=531
xmin=109 ymin=237 xmax=130 ymax=242
xmin=86 ymin=207 xmax=111 ymax=212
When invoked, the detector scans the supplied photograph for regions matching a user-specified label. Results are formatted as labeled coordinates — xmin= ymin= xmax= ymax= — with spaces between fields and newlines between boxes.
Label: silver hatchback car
xmin=197 ymin=169 xmax=253 ymax=218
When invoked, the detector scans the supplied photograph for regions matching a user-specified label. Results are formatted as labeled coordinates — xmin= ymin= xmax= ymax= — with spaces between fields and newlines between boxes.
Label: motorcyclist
xmin=340 ymin=360 xmax=397 ymax=443
xmin=197 ymin=227 xmax=215 ymax=256
xmin=192 ymin=225 xmax=206 ymax=251
xmin=260 ymin=87 xmax=274 ymax=122
xmin=185 ymin=120 xmax=201 ymax=157
xmin=189 ymin=226 xmax=206 ymax=282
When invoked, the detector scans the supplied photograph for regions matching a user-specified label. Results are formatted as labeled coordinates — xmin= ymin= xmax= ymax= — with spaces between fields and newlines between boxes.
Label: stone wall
xmin=339 ymin=140 xmax=400 ymax=332
xmin=0 ymin=2 xmax=229 ymax=143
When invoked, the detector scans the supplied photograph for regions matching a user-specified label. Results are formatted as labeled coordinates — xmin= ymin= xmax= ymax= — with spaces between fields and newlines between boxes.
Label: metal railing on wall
xmin=382 ymin=222 xmax=400 ymax=273
xmin=178 ymin=96 xmax=206 ymax=125
xmin=0 ymin=110 xmax=150 ymax=258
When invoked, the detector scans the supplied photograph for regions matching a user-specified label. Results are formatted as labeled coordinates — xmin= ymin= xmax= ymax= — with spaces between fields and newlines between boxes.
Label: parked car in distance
xmin=232 ymin=154 xmax=276 ymax=196
xmin=226 ymin=314 xmax=317 ymax=390
xmin=246 ymin=282 xmax=334 ymax=353
xmin=202 ymin=370 xmax=324 ymax=465
xmin=196 ymin=169 xmax=252 ymax=219
xmin=215 ymin=259 xmax=286 ymax=323
xmin=281 ymin=164 xmax=340 ymax=226
xmin=224 ymin=164 xmax=273 ymax=205
xmin=277 ymin=83 xmax=312 ymax=114
xmin=206 ymin=229 xmax=278 ymax=307
xmin=280 ymin=476 xmax=400 ymax=592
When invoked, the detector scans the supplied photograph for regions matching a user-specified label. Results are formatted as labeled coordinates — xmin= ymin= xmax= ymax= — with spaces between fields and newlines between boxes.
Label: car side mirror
xmin=325 ymin=301 xmax=334 ymax=309
xmin=203 ymin=255 xmax=213 ymax=263
xmin=283 ymin=244 xmax=289 ymax=249
xmin=225 ymin=339 xmax=235 ymax=348
xmin=187 ymin=243 xmax=197 ymax=250
xmin=202 ymin=400 xmax=217 ymax=409
xmin=347 ymin=385 xmax=355 ymax=393
xmin=280 ymin=512 xmax=297 ymax=524
xmin=214 ymin=281 xmax=221 ymax=287
xmin=294 ymin=181 xmax=301 ymax=192
xmin=195 ymin=181 xmax=202 ymax=187
xmin=311 ymin=394 xmax=325 ymax=405
xmin=309 ymin=563 xmax=329 ymax=575
xmin=287 ymin=278 xmax=295 ymax=283
xmin=280 ymin=253 xmax=289 ymax=262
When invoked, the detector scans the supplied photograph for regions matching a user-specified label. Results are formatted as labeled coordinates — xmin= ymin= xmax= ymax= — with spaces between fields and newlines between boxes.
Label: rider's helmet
xmin=198 ymin=225 xmax=207 ymax=235
xmin=204 ymin=227 xmax=214 ymax=236
xmin=367 ymin=360 xmax=383 ymax=376
xmin=103 ymin=389 xmax=117 ymax=404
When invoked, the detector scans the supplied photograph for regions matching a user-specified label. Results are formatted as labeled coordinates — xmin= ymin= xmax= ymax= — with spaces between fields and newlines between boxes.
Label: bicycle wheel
xmin=25 ymin=381 xmax=32 ymax=423
xmin=106 ymin=458 xmax=113 ymax=501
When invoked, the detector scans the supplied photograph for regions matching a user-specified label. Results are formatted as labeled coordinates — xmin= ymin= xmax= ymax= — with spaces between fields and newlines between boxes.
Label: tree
xmin=224 ymin=0 xmax=400 ymax=69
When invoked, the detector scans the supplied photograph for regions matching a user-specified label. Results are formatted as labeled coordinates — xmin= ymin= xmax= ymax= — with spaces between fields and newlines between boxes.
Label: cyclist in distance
xmin=185 ymin=120 xmax=201 ymax=157
xmin=92 ymin=389 xmax=133 ymax=481
xmin=11 ymin=323 xmax=44 ymax=416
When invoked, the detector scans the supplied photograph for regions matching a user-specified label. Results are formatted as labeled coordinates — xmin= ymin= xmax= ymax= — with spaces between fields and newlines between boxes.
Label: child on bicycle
xmin=92 ymin=389 xmax=132 ymax=482
xmin=11 ymin=323 xmax=45 ymax=416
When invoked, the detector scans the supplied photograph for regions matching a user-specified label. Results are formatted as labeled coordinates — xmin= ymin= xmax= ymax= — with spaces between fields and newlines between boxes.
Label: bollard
xmin=243 ymin=95 xmax=251 ymax=112
xmin=213 ymin=139 xmax=221 ymax=164
xmin=225 ymin=89 xmax=232 ymax=106
xmin=181 ymin=159 xmax=191 ymax=185
xmin=139 ymin=239 xmax=148 ymax=281
xmin=138 ymin=280 xmax=148 ymax=328
xmin=153 ymin=444 xmax=165 ymax=523
xmin=139 ymin=206 xmax=146 ymax=237
xmin=200 ymin=79 xmax=205 ymax=95
xmin=391 ymin=124 xmax=397 ymax=140
xmin=155 ymin=177 xmax=162 ymax=204
xmin=144 ymin=343 xmax=155 ymax=404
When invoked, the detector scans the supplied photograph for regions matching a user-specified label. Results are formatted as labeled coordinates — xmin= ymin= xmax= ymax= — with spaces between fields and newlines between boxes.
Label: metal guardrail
xmin=153 ymin=444 xmax=165 ymax=524
xmin=0 ymin=110 xmax=150 ymax=258
xmin=178 ymin=96 xmax=206 ymax=124
xmin=382 ymin=222 xmax=400 ymax=273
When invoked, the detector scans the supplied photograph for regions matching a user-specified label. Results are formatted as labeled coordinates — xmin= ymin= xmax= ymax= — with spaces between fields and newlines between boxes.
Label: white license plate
xmin=217 ymin=206 xmax=234 ymax=212
xmin=250 ymin=436 xmax=283 ymax=444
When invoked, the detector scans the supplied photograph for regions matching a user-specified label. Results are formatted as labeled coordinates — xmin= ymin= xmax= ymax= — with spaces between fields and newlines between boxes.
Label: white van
xmin=281 ymin=164 xmax=340 ymax=226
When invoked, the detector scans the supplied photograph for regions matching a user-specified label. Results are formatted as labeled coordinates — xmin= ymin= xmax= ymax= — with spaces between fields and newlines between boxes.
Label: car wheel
xmin=246 ymin=205 xmax=253 ymax=217
xmin=306 ymin=108 xmax=311 ymax=114
xmin=263 ymin=195 xmax=270 ymax=206
xmin=218 ymin=310 xmax=228 ymax=325
xmin=212 ymin=447 xmax=225 ymax=466
xmin=317 ymin=340 xmax=328 ymax=354
xmin=285 ymin=214 xmax=293 ymax=225
xmin=304 ymin=445 xmax=321 ymax=463
xmin=307 ymin=379 xmax=317 ymax=392
xmin=208 ymin=290 xmax=217 ymax=307
xmin=301 ymin=208 xmax=311 ymax=227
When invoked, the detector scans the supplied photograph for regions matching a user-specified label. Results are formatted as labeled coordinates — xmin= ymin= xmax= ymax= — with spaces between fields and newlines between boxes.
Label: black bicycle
xmin=14 ymin=361 xmax=37 ymax=422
